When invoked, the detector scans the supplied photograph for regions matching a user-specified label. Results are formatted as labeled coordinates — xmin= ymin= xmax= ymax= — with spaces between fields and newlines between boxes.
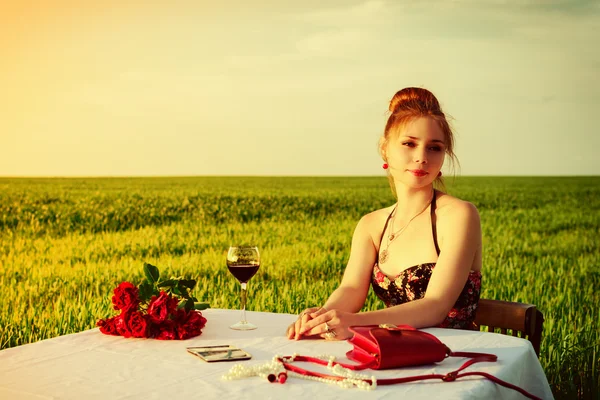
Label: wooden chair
xmin=473 ymin=299 xmax=544 ymax=357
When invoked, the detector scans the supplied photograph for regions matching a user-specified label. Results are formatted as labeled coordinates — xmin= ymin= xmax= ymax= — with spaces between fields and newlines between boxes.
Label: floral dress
xmin=371 ymin=190 xmax=482 ymax=329
xmin=371 ymin=263 xmax=482 ymax=329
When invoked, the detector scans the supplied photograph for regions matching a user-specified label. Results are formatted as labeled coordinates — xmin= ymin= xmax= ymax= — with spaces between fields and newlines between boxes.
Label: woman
xmin=287 ymin=87 xmax=482 ymax=341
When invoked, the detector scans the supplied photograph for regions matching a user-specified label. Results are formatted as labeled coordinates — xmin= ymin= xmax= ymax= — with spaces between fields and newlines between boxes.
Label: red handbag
xmin=278 ymin=324 xmax=541 ymax=399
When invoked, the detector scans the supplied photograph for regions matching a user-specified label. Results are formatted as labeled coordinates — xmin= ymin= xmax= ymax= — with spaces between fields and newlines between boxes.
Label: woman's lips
xmin=408 ymin=169 xmax=428 ymax=177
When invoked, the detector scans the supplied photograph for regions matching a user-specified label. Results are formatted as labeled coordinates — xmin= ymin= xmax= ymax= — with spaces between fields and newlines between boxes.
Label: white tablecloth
xmin=0 ymin=309 xmax=553 ymax=399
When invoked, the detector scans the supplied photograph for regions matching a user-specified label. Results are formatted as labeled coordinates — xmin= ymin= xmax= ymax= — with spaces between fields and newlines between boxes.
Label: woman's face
xmin=383 ymin=117 xmax=446 ymax=189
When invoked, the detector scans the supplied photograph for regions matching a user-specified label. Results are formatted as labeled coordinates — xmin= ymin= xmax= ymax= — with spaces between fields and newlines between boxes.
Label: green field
xmin=0 ymin=176 xmax=598 ymax=398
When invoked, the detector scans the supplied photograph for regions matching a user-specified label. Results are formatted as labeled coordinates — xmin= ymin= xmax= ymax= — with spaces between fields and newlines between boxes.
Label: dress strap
xmin=431 ymin=189 xmax=441 ymax=256
xmin=377 ymin=205 xmax=397 ymax=262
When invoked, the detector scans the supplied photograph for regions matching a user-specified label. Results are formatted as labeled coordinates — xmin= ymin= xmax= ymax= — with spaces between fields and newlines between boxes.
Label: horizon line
xmin=0 ymin=174 xmax=599 ymax=179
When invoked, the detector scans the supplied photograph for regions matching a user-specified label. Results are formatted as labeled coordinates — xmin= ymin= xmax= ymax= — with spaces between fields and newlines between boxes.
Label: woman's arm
xmin=299 ymin=201 xmax=482 ymax=338
xmin=321 ymin=215 xmax=378 ymax=312
xmin=287 ymin=214 xmax=378 ymax=339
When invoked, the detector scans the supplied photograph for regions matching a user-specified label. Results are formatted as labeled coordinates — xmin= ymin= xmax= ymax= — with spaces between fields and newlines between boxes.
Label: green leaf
xmin=179 ymin=279 xmax=196 ymax=290
xmin=177 ymin=282 xmax=191 ymax=298
xmin=157 ymin=279 xmax=176 ymax=288
xmin=194 ymin=303 xmax=210 ymax=311
xmin=138 ymin=282 xmax=154 ymax=302
xmin=179 ymin=292 xmax=191 ymax=300
xmin=184 ymin=299 xmax=194 ymax=312
xmin=143 ymin=263 xmax=160 ymax=284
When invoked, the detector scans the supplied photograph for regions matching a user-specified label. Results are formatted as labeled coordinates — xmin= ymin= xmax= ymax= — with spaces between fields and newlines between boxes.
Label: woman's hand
xmin=297 ymin=309 xmax=359 ymax=341
xmin=286 ymin=307 xmax=324 ymax=340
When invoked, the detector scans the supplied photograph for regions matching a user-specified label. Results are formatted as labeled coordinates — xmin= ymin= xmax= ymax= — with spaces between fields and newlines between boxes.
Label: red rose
xmin=155 ymin=320 xmax=177 ymax=340
xmin=448 ymin=308 xmax=458 ymax=318
xmin=115 ymin=313 xmax=133 ymax=338
xmin=97 ymin=316 xmax=118 ymax=335
xmin=168 ymin=297 xmax=179 ymax=314
xmin=174 ymin=310 xmax=207 ymax=340
xmin=112 ymin=282 xmax=140 ymax=312
xmin=127 ymin=311 xmax=148 ymax=338
xmin=147 ymin=291 xmax=178 ymax=323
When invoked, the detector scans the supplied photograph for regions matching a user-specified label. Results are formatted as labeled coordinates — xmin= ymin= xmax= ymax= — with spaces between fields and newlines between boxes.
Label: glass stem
xmin=240 ymin=282 xmax=247 ymax=323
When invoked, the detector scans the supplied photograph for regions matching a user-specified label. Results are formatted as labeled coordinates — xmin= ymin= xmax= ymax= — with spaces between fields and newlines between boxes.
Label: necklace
xmin=379 ymin=190 xmax=435 ymax=264
xmin=222 ymin=354 xmax=377 ymax=390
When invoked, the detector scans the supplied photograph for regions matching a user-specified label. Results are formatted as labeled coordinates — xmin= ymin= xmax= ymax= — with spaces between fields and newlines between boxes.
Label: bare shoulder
xmin=356 ymin=204 xmax=396 ymax=243
xmin=434 ymin=192 xmax=482 ymax=271
xmin=435 ymin=192 xmax=480 ymax=224
xmin=360 ymin=204 xmax=396 ymax=227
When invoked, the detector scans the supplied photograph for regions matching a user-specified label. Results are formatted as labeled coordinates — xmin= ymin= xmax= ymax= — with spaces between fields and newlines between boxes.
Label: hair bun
xmin=389 ymin=87 xmax=441 ymax=114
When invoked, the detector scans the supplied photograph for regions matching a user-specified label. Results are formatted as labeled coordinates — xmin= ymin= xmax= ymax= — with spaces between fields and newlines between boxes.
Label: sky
xmin=1 ymin=0 xmax=599 ymax=177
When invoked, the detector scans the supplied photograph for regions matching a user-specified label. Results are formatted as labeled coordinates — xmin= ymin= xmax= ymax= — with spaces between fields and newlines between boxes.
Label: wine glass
xmin=226 ymin=246 xmax=260 ymax=330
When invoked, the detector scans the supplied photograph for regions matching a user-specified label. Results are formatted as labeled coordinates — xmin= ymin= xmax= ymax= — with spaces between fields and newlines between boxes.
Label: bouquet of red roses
xmin=97 ymin=263 xmax=209 ymax=340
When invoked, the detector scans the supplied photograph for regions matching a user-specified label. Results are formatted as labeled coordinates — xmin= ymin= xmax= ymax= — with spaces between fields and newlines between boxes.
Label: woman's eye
xmin=402 ymin=142 xmax=415 ymax=147
xmin=429 ymin=146 xmax=442 ymax=152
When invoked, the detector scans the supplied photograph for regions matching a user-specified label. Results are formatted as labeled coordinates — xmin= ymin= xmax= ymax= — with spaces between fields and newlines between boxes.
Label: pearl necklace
xmin=222 ymin=354 xmax=377 ymax=390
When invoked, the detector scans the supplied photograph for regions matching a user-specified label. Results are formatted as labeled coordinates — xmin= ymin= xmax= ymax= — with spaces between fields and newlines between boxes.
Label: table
xmin=0 ymin=309 xmax=553 ymax=399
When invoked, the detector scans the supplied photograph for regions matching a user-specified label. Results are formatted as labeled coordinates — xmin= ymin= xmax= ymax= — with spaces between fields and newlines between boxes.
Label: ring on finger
xmin=324 ymin=321 xmax=331 ymax=332
xmin=324 ymin=330 xmax=337 ymax=340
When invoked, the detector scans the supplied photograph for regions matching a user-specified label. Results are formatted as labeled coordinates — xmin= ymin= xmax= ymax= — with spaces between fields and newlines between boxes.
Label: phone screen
xmin=187 ymin=345 xmax=252 ymax=362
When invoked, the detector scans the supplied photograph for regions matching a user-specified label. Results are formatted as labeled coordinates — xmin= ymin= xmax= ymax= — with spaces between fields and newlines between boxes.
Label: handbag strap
xmin=277 ymin=354 xmax=542 ymax=400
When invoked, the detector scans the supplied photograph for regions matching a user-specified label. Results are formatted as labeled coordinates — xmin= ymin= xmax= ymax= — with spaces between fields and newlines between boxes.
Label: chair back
xmin=473 ymin=298 xmax=544 ymax=357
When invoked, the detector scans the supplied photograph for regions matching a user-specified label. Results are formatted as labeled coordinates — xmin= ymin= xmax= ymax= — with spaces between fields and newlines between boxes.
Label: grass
xmin=0 ymin=176 xmax=598 ymax=398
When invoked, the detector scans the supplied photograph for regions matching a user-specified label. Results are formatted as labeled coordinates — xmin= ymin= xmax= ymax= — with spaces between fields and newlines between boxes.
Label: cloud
xmin=445 ymin=0 xmax=600 ymax=15
xmin=295 ymin=30 xmax=369 ymax=56
xmin=296 ymin=0 xmax=388 ymax=26
xmin=221 ymin=0 xmax=599 ymax=102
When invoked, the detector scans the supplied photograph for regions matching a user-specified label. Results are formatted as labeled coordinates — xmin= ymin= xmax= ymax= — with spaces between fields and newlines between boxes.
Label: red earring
xmin=382 ymin=163 xmax=389 ymax=170
xmin=438 ymin=171 xmax=442 ymax=177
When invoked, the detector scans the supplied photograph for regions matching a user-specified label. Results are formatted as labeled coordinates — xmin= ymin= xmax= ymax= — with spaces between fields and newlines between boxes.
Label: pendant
xmin=388 ymin=234 xmax=395 ymax=241
xmin=380 ymin=249 xmax=389 ymax=264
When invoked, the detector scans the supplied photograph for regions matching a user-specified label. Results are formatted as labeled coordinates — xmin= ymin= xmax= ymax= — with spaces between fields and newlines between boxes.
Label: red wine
xmin=227 ymin=264 xmax=259 ymax=283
